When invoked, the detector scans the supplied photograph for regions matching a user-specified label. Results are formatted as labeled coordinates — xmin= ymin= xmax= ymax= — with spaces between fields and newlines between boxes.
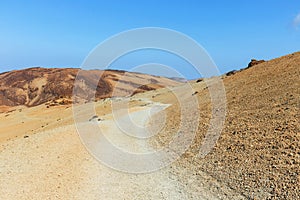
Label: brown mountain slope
xmin=0 ymin=67 xmax=179 ymax=107
xmin=149 ymin=51 xmax=300 ymax=199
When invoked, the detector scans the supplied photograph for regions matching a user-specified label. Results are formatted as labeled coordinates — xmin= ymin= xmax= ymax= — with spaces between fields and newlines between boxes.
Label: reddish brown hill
xmin=0 ymin=67 xmax=179 ymax=107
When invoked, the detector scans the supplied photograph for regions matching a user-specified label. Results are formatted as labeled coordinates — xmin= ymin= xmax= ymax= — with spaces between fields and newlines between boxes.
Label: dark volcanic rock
xmin=226 ymin=70 xmax=238 ymax=76
xmin=247 ymin=59 xmax=265 ymax=68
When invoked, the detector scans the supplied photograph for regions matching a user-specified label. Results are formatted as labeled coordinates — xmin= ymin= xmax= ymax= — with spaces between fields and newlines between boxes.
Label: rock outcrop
xmin=247 ymin=59 xmax=265 ymax=68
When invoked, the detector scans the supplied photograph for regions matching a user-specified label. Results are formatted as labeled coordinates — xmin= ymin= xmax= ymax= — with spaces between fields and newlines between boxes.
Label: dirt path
xmin=0 ymin=98 xmax=244 ymax=199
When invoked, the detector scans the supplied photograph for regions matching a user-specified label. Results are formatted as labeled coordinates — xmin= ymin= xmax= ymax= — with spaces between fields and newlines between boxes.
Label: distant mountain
xmin=0 ymin=67 xmax=179 ymax=107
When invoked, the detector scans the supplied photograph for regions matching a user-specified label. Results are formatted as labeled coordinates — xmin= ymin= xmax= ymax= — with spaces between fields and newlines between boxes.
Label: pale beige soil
xmin=0 ymin=97 xmax=243 ymax=200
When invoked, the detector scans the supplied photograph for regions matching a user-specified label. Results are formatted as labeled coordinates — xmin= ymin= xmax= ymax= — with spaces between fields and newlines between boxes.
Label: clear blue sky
xmin=0 ymin=0 xmax=300 ymax=79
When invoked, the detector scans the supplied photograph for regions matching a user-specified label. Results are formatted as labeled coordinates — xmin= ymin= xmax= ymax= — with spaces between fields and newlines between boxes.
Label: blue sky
xmin=0 ymin=0 xmax=300 ymax=79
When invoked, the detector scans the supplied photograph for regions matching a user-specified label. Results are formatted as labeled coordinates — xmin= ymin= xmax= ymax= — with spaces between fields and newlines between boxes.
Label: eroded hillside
xmin=0 ymin=67 xmax=179 ymax=107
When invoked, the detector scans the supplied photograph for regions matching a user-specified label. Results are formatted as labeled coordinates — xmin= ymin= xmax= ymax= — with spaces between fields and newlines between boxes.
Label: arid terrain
xmin=0 ymin=52 xmax=299 ymax=199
